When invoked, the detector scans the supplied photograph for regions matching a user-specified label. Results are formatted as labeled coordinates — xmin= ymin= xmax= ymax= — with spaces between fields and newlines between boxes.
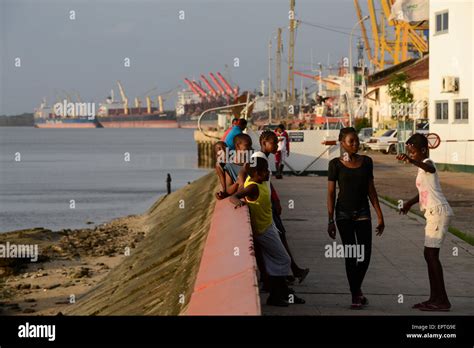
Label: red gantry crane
xmin=191 ymin=81 xmax=209 ymax=99
xmin=209 ymin=73 xmax=227 ymax=96
xmin=184 ymin=78 xmax=202 ymax=97
xmin=200 ymin=75 xmax=218 ymax=97
xmin=216 ymin=72 xmax=236 ymax=97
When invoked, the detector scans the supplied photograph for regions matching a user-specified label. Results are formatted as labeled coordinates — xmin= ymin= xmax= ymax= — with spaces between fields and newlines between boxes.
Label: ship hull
xmin=34 ymin=118 xmax=99 ymax=128
xmin=35 ymin=123 xmax=98 ymax=128
xmin=99 ymin=120 xmax=178 ymax=128
xmin=97 ymin=113 xmax=178 ymax=128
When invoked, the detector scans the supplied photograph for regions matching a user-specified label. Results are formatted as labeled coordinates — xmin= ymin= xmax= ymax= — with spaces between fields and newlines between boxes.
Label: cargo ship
xmin=96 ymin=104 xmax=178 ymax=128
xmin=96 ymin=82 xmax=178 ymax=128
xmin=34 ymin=100 xmax=100 ymax=128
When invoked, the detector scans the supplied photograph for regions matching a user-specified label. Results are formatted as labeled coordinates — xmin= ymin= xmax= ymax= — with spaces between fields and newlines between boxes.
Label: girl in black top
xmin=327 ymin=127 xmax=385 ymax=309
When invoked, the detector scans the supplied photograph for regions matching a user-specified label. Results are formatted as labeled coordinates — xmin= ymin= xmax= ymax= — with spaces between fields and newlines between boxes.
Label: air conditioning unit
xmin=442 ymin=76 xmax=459 ymax=93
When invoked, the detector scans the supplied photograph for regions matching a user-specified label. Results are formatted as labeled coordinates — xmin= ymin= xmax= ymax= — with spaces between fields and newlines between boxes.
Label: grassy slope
xmin=67 ymin=173 xmax=216 ymax=315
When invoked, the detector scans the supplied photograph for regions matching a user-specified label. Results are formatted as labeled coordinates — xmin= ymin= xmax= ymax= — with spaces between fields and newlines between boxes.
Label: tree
xmin=355 ymin=117 xmax=371 ymax=132
xmin=387 ymin=73 xmax=413 ymax=120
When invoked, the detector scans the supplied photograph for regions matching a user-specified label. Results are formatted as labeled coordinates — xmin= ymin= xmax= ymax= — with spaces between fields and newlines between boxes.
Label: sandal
xmin=355 ymin=290 xmax=368 ymax=306
xmin=350 ymin=296 xmax=363 ymax=310
xmin=418 ymin=303 xmax=451 ymax=312
xmin=412 ymin=301 xmax=431 ymax=309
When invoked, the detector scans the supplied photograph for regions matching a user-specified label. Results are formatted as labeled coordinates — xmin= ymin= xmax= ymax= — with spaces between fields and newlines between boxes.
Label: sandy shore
xmin=0 ymin=214 xmax=146 ymax=315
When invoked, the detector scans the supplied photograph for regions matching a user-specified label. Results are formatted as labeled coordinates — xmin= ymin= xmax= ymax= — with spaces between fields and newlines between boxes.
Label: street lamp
xmin=349 ymin=15 xmax=369 ymax=126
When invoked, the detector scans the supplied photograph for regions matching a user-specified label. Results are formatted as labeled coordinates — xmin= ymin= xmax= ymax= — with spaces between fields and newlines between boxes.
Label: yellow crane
xmin=134 ymin=97 xmax=141 ymax=109
xmin=140 ymin=87 xmax=158 ymax=114
xmin=157 ymin=96 xmax=164 ymax=113
xmin=146 ymin=96 xmax=153 ymax=114
xmin=116 ymin=81 xmax=129 ymax=115
xmin=354 ymin=0 xmax=428 ymax=71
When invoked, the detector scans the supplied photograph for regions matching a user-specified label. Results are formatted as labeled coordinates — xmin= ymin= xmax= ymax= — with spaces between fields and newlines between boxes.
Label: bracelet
xmin=328 ymin=219 xmax=334 ymax=224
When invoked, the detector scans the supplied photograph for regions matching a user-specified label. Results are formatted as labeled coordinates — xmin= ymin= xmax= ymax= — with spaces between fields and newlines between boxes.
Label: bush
xmin=354 ymin=117 xmax=371 ymax=132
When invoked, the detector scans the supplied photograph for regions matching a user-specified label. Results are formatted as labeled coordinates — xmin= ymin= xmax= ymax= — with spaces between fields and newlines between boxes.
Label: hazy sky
xmin=0 ymin=0 xmax=367 ymax=115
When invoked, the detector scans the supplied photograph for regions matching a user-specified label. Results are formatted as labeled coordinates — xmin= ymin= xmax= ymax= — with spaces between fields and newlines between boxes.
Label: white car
xmin=358 ymin=127 xmax=374 ymax=151
xmin=367 ymin=129 xmax=399 ymax=154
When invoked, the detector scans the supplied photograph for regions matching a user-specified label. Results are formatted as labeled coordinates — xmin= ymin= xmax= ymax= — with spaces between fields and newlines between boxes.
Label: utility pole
xmin=268 ymin=39 xmax=273 ymax=124
xmin=318 ymin=63 xmax=323 ymax=97
xmin=287 ymin=0 xmax=296 ymax=104
xmin=276 ymin=27 xmax=282 ymax=119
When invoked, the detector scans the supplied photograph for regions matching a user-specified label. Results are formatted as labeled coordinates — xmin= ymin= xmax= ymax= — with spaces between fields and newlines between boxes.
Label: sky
xmin=0 ymin=0 xmax=367 ymax=115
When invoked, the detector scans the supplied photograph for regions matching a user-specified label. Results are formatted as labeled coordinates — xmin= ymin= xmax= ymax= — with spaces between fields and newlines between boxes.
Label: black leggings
xmin=336 ymin=219 xmax=372 ymax=296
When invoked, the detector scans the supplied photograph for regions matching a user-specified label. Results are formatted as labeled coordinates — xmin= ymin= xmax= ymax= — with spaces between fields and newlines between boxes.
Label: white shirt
xmin=277 ymin=135 xmax=287 ymax=154
xmin=415 ymin=158 xmax=453 ymax=215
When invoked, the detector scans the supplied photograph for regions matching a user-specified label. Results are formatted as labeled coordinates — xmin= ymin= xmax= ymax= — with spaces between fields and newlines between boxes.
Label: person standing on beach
xmin=166 ymin=173 xmax=172 ymax=195
xmin=327 ymin=127 xmax=385 ymax=309
xmin=397 ymin=133 xmax=453 ymax=312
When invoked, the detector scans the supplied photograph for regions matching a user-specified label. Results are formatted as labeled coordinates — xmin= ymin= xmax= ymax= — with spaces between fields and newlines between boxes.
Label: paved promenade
xmin=261 ymin=176 xmax=474 ymax=315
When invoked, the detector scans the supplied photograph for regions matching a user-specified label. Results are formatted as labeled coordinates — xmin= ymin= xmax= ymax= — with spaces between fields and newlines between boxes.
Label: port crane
xmin=353 ymin=0 xmax=428 ymax=71
xmin=209 ymin=73 xmax=227 ymax=96
xmin=116 ymin=81 xmax=129 ymax=115
xmin=200 ymin=75 xmax=218 ymax=97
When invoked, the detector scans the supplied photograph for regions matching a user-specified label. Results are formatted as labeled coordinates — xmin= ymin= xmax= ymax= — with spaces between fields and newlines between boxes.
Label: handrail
xmin=197 ymin=99 xmax=256 ymax=140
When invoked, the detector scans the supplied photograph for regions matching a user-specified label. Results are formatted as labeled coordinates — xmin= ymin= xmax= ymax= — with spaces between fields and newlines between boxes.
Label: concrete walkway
xmin=261 ymin=176 xmax=474 ymax=315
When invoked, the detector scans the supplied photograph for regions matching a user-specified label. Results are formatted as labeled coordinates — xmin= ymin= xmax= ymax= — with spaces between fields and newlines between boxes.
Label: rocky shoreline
xmin=0 ymin=214 xmax=146 ymax=315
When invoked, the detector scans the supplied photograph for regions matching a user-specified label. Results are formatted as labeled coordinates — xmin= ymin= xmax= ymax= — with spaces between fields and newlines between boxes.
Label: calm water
xmin=0 ymin=128 xmax=209 ymax=232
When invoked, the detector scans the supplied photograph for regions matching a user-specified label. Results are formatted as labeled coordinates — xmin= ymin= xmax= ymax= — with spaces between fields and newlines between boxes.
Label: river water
xmin=0 ymin=128 xmax=209 ymax=232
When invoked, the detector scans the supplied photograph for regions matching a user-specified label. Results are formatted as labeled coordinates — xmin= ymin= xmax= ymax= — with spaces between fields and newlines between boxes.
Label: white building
xmin=429 ymin=0 xmax=473 ymax=172
xmin=366 ymin=56 xmax=429 ymax=130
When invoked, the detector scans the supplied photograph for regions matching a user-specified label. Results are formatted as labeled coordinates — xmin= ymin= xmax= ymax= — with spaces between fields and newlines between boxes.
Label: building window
xmin=435 ymin=101 xmax=448 ymax=121
xmin=454 ymin=100 xmax=469 ymax=120
xmin=435 ymin=10 xmax=449 ymax=34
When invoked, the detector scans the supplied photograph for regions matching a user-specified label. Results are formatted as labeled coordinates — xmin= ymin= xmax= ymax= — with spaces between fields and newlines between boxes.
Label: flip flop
xmin=418 ymin=303 xmax=451 ymax=312
xmin=412 ymin=301 xmax=431 ymax=309
xmin=350 ymin=296 xmax=363 ymax=310
xmin=350 ymin=302 xmax=363 ymax=310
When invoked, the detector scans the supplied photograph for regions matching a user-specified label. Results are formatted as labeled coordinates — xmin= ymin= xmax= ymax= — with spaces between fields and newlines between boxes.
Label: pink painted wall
xmin=185 ymin=198 xmax=261 ymax=315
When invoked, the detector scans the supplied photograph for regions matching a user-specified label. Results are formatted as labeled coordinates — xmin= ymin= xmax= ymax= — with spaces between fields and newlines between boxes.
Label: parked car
xmin=358 ymin=127 xmax=373 ymax=150
xmin=367 ymin=129 xmax=398 ymax=154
